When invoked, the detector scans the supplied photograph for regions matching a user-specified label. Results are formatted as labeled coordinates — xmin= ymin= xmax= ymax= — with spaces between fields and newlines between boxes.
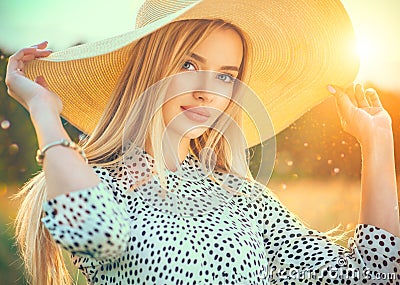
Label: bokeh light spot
xmin=0 ymin=183 xmax=7 ymax=197
xmin=1 ymin=120 xmax=11 ymax=130
xmin=9 ymin=144 xmax=19 ymax=155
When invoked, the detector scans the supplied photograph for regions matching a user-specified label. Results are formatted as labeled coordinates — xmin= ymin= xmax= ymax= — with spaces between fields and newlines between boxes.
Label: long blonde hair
xmin=14 ymin=19 xmax=250 ymax=285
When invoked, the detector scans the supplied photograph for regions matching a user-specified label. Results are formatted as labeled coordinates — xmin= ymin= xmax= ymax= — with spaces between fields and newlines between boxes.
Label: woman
xmin=5 ymin=0 xmax=399 ymax=284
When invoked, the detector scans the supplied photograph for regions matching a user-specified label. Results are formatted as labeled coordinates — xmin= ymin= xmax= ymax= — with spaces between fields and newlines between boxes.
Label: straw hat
xmin=25 ymin=0 xmax=359 ymax=147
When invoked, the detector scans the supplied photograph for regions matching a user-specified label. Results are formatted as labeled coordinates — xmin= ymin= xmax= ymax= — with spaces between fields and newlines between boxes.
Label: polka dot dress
xmin=41 ymin=147 xmax=400 ymax=284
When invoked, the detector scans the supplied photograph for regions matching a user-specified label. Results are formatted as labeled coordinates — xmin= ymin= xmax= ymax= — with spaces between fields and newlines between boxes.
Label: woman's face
xmin=162 ymin=27 xmax=243 ymax=140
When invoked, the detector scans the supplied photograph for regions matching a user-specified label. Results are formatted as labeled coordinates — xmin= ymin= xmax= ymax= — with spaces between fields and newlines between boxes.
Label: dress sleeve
xmin=261 ymin=187 xmax=400 ymax=284
xmin=41 ymin=166 xmax=130 ymax=263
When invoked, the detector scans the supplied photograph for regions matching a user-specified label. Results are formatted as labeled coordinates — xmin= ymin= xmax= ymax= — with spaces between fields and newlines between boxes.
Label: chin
xmin=183 ymin=127 xmax=209 ymax=140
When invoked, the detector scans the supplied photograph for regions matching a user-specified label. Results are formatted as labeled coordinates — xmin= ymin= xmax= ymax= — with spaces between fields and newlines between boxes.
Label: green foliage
xmin=0 ymin=217 xmax=25 ymax=285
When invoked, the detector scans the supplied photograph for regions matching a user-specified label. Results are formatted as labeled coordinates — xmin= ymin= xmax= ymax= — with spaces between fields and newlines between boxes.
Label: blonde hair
xmin=14 ymin=19 xmax=251 ymax=285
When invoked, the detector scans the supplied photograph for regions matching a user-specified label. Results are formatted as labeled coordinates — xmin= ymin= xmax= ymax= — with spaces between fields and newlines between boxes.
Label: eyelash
xmin=182 ymin=61 xmax=236 ymax=84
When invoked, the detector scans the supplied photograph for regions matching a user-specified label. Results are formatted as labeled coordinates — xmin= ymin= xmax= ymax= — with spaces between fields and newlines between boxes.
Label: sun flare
xmin=356 ymin=38 xmax=379 ymax=62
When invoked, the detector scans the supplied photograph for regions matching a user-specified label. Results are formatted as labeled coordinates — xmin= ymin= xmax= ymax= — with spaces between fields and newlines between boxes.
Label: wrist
xmin=28 ymin=93 xmax=62 ymax=120
xmin=359 ymin=129 xmax=394 ymax=153
xmin=360 ymin=131 xmax=395 ymax=172
xmin=30 ymin=110 xmax=69 ymax=149
xmin=30 ymin=108 xmax=62 ymax=131
xmin=30 ymin=104 xmax=60 ymax=120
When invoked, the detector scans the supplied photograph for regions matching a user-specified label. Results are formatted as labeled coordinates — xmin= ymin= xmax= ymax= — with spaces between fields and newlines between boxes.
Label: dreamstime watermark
xmin=267 ymin=267 xmax=397 ymax=281
xmin=264 ymin=258 xmax=398 ymax=282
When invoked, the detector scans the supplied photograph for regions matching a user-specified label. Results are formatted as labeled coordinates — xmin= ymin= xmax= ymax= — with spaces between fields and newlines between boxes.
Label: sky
xmin=1 ymin=0 xmax=399 ymax=91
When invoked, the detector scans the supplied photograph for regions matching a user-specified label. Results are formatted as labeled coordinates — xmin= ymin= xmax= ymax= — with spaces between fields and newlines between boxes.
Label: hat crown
xmin=136 ymin=0 xmax=199 ymax=29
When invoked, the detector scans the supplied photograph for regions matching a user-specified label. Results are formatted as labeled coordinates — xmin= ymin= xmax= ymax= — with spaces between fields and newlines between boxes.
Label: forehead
xmin=192 ymin=28 xmax=244 ymax=68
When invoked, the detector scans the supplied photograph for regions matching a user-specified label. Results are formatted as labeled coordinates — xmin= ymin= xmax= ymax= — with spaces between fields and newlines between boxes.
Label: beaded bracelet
xmin=36 ymin=139 xmax=88 ymax=165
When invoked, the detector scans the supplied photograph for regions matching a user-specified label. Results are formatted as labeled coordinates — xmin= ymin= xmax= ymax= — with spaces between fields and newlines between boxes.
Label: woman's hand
xmin=328 ymin=83 xmax=392 ymax=147
xmin=5 ymin=41 xmax=63 ymax=117
xmin=329 ymin=84 xmax=399 ymax=236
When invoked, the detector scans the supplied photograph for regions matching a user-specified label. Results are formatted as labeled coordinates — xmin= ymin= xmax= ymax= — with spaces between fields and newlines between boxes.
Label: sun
xmin=356 ymin=38 xmax=378 ymax=62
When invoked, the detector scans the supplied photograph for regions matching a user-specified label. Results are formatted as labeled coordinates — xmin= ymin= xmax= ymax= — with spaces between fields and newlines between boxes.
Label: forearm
xmin=31 ymin=109 xmax=100 ymax=200
xmin=359 ymin=130 xmax=400 ymax=236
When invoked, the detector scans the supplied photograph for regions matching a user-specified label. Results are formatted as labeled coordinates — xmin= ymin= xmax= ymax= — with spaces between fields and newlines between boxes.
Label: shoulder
xmin=215 ymin=171 xmax=272 ymax=207
xmin=91 ymin=165 xmax=115 ymax=186
xmin=235 ymin=178 xmax=291 ymax=215
xmin=91 ymin=164 xmax=128 ymax=203
xmin=234 ymin=176 xmax=279 ymax=202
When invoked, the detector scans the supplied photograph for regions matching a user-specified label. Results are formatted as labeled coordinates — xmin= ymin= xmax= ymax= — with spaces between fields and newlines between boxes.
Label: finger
xmin=354 ymin=83 xmax=369 ymax=108
xmin=20 ymin=50 xmax=52 ymax=62
xmin=8 ymin=49 xmax=36 ymax=74
xmin=333 ymin=96 xmax=348 ymax=129
xmin=7 ymin=49 xmax=52 ymax=73
xmin=329 ymin=85 xmax=356 ymax=121
xmin=31 ymin=41 xmax=48 ymax=49
xmin=34 ymin=75 xmax=50 ymax=89
xmin=9 ymin=46 xmax=51 ymax=63
xmin=365 ymin=88 xmax=383 ymax=108
xmin=8 ymin=48 xmax=37 ymax=70
xmin=345 ymin=83 xmax=357 ymax=106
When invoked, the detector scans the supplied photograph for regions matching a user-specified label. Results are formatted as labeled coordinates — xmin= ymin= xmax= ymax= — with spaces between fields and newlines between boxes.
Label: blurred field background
xmin=0 ymin=47 xmax=399 ymax=283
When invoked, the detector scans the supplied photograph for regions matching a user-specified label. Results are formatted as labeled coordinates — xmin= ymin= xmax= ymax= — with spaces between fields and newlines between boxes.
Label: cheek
xmin=164 ymin=73 xmax=193 ymax=102
xmin=216 ymin=96 xmax=232 ymax=112
xmin=162 ymin=77 xmax=187 ymax=125
xmin=162 ymin=100 xmax=176 ymax=126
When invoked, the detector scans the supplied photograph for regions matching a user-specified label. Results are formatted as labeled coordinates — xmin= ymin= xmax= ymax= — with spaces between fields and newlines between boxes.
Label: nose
xmin=193 ymin=90 xmax=214 ymax=102
xmin=192 ymin=71 xmax=217 ymax=102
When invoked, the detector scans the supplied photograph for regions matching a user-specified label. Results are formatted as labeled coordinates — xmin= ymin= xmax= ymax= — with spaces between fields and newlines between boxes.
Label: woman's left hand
xmin=328 ymin=84 xmax=393 ymax=146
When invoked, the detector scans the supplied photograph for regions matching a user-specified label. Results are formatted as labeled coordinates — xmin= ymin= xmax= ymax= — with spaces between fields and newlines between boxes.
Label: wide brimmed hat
xmin=25 ymin=0 xmax=359 ymax=147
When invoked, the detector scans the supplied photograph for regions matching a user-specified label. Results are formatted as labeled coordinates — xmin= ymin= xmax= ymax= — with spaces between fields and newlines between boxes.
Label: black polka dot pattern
xmin=41 ymin=148 xmax=400 ymax=284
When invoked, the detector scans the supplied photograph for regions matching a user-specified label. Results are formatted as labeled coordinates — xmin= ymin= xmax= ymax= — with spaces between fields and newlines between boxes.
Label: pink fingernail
xmin=327 ymin=85 xmax=336 ymax=94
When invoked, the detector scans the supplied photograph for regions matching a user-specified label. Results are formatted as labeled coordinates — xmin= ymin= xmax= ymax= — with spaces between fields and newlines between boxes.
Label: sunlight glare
xmin=356 ymin=38 xmax=379 ymax=62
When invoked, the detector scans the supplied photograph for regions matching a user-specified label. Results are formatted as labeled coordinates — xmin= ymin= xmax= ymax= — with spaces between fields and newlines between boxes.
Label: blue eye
xmin=182 ymin=61 xmax=196 ymax=71
xmin=182 ymin=61 xmax=235 ymax=83
xmin=217 ymin=73 xmax=236 ymax=84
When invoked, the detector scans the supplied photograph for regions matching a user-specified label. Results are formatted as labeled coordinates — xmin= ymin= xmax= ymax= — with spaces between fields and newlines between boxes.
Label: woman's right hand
xmin=5 ymin=41 xmax=63 ymax=117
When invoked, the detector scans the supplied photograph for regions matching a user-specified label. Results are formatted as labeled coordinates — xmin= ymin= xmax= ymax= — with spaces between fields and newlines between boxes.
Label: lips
xmin=180 ymin=105 xmax=211 ymax=123
xmin=180 ymin=106 xmax=211 ymax=117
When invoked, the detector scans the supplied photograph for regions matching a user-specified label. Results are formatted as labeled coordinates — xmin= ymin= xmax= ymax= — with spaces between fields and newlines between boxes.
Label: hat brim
xmin=25 ymin=0 xmax=359 ymax=147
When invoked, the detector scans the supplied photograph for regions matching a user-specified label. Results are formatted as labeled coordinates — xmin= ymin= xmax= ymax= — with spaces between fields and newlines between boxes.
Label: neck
xmin=145 ymin=132 xmax=190 ymax=172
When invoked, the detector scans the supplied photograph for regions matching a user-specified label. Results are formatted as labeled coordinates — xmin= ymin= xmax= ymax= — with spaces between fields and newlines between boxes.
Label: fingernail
xmin=327 ymin=85 xmax=336 ymax=94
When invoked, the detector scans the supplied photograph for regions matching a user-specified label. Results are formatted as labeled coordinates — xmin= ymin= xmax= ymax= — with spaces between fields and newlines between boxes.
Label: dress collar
xmin=109 ymin=145 xmax=264 ymax=216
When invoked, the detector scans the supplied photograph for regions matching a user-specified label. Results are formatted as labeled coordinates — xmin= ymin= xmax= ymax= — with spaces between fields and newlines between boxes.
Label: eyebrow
xmin=189 ymin=52 xmax=240 ymax=72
